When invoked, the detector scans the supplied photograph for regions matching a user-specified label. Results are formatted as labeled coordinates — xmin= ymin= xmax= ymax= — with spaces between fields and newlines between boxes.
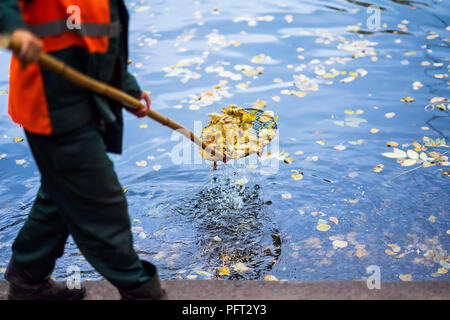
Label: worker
xmin=0 ymin=0 xmax=167 ymax=300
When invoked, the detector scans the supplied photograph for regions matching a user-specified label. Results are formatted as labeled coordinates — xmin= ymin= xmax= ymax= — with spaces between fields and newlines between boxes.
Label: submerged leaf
xmin=332 ymin=240 xmax=348 ymax=249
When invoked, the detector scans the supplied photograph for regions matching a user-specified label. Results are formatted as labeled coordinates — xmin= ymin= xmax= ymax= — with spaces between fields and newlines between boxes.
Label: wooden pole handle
xmin=6 ymin=36 xmax=225 ymax=162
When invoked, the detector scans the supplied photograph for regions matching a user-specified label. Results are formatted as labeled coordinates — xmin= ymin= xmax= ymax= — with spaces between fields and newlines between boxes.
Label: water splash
xmin=170 ymin=164 xmax=282 ymax=279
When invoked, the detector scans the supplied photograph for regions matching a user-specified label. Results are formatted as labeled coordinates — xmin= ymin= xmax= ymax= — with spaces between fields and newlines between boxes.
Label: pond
xmin=0 ymin=0 xmax=449 ymax=283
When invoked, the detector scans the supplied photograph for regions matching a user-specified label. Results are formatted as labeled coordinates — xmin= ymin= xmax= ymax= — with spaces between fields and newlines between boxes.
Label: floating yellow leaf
xmin=291 ymin=171 xmax=303 ymax=180
xmin=332 ymin=240 xmax=348 ymax=249
xmin=235 ymin=83 xmax=248 ymax=89
xmin=13 ymin=137 xmax=24 ymax=142
xmin=316 ymin=140 xmax=326 ymax=145
xmin=355 ymin=248 xmax=366 ymax=258
xmin=139 ymin=124 xmax=148 ymax=129
xmin=407 ymin=149 xmax=419 ymax=160
xmin=341 ymin=76 xmax=355 ymax=83
xmin=413 ymin=139 xmax=422 ymax=151
xmin=329 ymin=217 xmax=339 ymax=224
xmin=294 ymin=91 xmax=306 ymax=98
xmin=251 ymin=54 xmax=271 ymax=64
xmin=284 ymin=157 xmax=294 ymax=164
xmin=429 ymin=97 xmax=447 ymax=104
xmin=385 ymin=249 xmax=397 ymax=255
xmin=370 ymin=128 xmax=379 ymax=134
xmin=235 ymin=178 xmax=248 ymax=185
xmin=382 ymin=148 xmax=407 ymax=158
xmin=437 ymin=268 xmax=448 ymax=274
xmin=373 ymin=164 xmax=384 ymax=172
xmin=428 ymin=215 xmax=436 ymax=223
xmin=136 ymin=160 xmax=147 ymax=167
xmin=385 ymin=112 xmax=396 ymax=119
xmin=253 ymin=100 xmax=267 ymax=108
xmin=247 ymin=164 xmax=258 ymax=169
xmin=349 ymin=139 xmax=363 ymax=145
xmin=220 ymin=254 xmax=231 ymax=262
xmin=233 ymin=263 xmax=250 ymax=273
xmin=282 ymin=193 xmax=292 ymax=200
xmin=399 ymin=274 xmax=412 ymax=281
xmin=153 ymin=164 xmax=162 ymax=171
xmin=218 ymin=266 xmax=230 ymax=276
xmin=387 ymin=141 xmax=398 ymax=147
xmin=402 ymin=159 xmax=417 ymax=167
xmin=401 ymin=96 xmax=414 ymax=103
xmin=334 ymin=145 xmax=346 ymax=151
xmin=316 ymin=224 xmax=331 ymax=232
xmin=195 ymin=270 xmax=212 ymax=277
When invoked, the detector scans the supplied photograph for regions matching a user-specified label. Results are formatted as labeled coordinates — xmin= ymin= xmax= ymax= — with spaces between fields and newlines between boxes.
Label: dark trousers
xmin=11 ymin=125 xmax=150 ymax=289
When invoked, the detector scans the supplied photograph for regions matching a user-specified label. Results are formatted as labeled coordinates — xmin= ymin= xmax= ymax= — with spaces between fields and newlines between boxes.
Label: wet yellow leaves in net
xmin=199 ymin=105 xmax=277 ymax=161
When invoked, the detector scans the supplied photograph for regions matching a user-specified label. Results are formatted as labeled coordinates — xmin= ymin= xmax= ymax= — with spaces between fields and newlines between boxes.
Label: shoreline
xmin=1 ymin=279 xmax=449 ymax=300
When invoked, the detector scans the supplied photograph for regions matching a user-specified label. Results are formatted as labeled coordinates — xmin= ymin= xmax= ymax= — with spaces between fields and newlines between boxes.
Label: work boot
xmin=5 ymin=258 xmax=85 ymax=300
xmin=119 ymin=260 xmax=168 ymax=300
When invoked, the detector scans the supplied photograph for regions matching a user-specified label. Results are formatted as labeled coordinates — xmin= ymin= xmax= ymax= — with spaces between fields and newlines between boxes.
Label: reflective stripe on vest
xmin=9 ymin=0 xmax=115 ymax=136
xmin=28 ymin=20 xmax=121 ymax=38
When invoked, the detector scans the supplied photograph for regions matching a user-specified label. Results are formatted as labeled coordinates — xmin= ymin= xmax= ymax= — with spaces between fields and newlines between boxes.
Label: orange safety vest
xmin=9 ymin=0 xmax=120 ymax=135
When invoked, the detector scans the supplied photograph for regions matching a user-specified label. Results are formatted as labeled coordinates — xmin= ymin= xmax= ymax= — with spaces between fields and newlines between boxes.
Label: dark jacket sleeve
xmin=122 ymin=71 xmax=142 ymax=99
xmin=0 ymin=0 xmax=27 ymax=33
